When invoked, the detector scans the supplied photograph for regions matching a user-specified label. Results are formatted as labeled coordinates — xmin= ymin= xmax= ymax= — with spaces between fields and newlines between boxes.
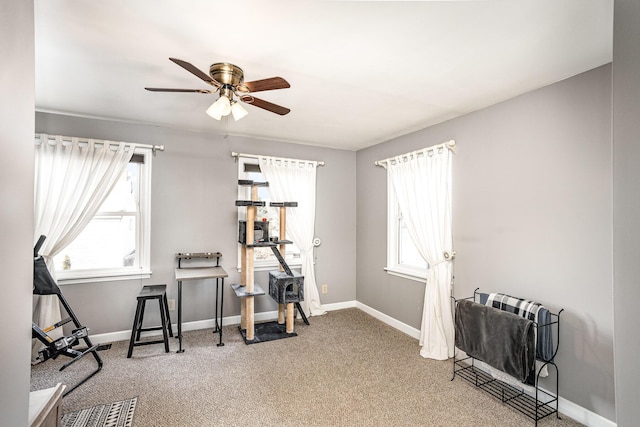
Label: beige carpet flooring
xmin=31 ymin=308 xmax=585 ymax=426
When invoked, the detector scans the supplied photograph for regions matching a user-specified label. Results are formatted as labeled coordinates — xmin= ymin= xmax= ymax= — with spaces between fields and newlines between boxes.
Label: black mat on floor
xmin=239 ymin=321 xmax=297 ymax=344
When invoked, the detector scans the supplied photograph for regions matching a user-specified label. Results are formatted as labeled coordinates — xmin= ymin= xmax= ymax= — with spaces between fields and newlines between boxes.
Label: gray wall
xmin=35 ymin=113 xmax=357 ymax=334
xmin=1 ymin=0 xmax=34 ymax=425
xmin=356 ymin=64 xmax=615 ymax=420
xmin=613 ymin=0 xmax=640 ymax=425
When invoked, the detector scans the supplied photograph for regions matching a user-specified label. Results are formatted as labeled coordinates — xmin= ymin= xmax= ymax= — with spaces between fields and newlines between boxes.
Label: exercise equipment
xmin=32 ymin=235 xmax=103 ymax=396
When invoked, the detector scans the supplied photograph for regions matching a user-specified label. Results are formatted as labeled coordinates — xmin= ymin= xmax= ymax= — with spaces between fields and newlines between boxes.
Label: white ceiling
xmin=34 ymin=1 xmax=613 ymax=151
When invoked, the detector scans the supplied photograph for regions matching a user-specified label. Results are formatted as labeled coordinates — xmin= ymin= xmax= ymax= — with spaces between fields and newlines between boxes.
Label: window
xmin=237 ymin=156 xmax=301 ymax=270
xmin=386 ymin=179 xmax=429 ymax=281
xmin=53 ymin=149 xmax=152 ymax=282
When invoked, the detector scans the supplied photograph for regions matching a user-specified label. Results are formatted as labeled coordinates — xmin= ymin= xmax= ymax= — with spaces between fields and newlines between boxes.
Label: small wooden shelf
xmin=175 ymin=266 xmax=228 ymax=281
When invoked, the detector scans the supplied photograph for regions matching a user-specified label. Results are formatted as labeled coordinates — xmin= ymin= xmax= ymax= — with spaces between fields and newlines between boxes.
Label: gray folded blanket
xmin=479 ymin=292 xmax=554 ymax=361
xmin=455 ymin=299 xmax=536 ymax=383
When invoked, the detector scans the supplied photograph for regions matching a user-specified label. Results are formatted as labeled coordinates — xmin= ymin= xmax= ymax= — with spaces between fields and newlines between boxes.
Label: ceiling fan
xmin=145 ymin=58 xmax=291 ymax=121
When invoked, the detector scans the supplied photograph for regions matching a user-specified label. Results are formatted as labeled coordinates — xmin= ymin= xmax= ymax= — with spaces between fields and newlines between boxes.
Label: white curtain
xmin=32 ymin=134 xmax=134 ymax=360
xmin=258 ymin=156 xmax=326 ymax=316
xmin=386 ymin=141 xmax=455 ymax=360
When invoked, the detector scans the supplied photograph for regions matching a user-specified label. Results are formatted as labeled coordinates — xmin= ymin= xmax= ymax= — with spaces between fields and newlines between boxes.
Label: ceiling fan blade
xmin=241 ymin=77 xmax=290 ymax=93
xmin=169 ymin=58 xmax=221 ymax=87
xmin=145 ymin=88 xmax=213 ymax=93
xmin=241 ymin=96 xmax=290 ymax=115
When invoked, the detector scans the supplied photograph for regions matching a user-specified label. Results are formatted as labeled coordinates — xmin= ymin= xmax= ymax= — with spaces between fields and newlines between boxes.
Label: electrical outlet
xmin=167 ymin=298 xmax=175 ymax=311
xmin=321 ymin=284 xmax=328 ymax=294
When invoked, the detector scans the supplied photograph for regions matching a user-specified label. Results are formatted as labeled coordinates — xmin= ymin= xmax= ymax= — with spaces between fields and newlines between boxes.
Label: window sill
xmin=56 ymin=270 xmax=152 ymax=285
xmin=384 ymin=266 xmax=428 ymax=283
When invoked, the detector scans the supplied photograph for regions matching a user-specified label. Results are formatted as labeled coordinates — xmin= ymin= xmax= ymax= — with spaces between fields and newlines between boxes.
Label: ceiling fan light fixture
xmin=148 ymin=58 xmax=291 ymax=119
xmin=206 ymin=95 xmax=231 ymax=119
xmin=231 ymin=102 xmax=248 ymax=121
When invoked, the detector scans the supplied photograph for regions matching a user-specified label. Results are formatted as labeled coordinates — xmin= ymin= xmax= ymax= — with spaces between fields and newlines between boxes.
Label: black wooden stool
xmin=127 ymin=284 xmax=173 ymax=358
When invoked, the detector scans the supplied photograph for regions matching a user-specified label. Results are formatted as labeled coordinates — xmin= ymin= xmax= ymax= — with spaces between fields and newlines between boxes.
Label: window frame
xmin=385 ymin=178 xmax=429 ymax=282
xmin=236 ymin=156 xmax=302 ymax=272
xmin=55 ymin=147 xmax=153 ymax=284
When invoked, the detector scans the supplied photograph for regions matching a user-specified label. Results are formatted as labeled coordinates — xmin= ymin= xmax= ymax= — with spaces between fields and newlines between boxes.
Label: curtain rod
xmin=35 ymin=133 xmax=165 ymax=154
xmin=231 ymin=151 xmax=325 ymax=166
xmin=374 ymin=140 xmax=455 ymax=168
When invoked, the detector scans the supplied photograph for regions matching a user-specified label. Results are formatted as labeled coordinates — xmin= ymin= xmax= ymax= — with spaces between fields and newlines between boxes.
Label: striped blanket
xmin=486 ymin=293 xmax=540 ymax=320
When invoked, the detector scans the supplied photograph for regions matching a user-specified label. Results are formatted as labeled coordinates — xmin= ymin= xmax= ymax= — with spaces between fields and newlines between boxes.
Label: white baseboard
xmin=89 ymin=300 xmax=615 ymax=427
xmin=355 ymin=301 xmax=421 ymax=339
xmin=322 ymin=300 xmax=357 ymax=311
xmin=89 ymin=301 xmax=357 ymax=344
xmin=90 ymin=310 xmax=278 ymax=344
xmin=557 ymin=397 xmax=616 ymax=427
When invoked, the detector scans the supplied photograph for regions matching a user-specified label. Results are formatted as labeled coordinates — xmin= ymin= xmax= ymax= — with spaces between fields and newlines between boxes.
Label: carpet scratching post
xmin=278 ymin=203 xmax=287 ymax=325
xmin=246 ymin=197 xmax=256 ymax=341
xmin=246 ymin=296 xmax=255 ymax=341
xmin=279 ymin=203 xmax=295 ymax=334
xmin=278 ymin=305 xmax=285 ymax=324
xmin=240 ymin=245 xmax=247 ymax=330
xmin=286 ymin=302 xmax=295 ymax=333
xmin=233 ymin=179 xmax=307 ymax=344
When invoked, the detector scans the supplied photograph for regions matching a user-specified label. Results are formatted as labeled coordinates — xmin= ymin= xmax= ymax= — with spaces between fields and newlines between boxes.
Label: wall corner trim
xmin=355 ymin=301 xmax=421 ymax=339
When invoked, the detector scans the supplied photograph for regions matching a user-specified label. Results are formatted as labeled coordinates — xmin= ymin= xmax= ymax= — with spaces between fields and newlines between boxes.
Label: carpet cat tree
xmin=232 ymin=179 xmax=307 ymax=344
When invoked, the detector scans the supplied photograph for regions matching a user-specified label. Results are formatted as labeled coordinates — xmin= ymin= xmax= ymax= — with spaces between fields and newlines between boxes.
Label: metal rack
xmin=452 ymin=289 xmax=563 ymax=426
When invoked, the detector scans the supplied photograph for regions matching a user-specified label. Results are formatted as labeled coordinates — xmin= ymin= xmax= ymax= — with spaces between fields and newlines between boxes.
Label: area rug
xmin=61 ymin=397 xmax=137 ymax=427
